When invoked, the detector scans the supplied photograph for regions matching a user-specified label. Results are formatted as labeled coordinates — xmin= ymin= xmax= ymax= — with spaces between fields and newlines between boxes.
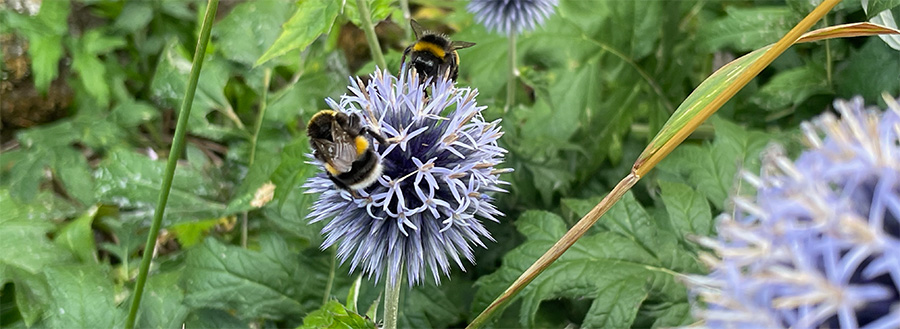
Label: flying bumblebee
xmin=401 ymin=20 xmax=476 ymax=82
xmin=307 ymin=110 xmax=388 ymax=191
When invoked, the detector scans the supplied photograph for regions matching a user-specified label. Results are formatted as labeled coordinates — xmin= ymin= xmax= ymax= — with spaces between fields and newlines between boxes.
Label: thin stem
xmin=505 ymin=32 xmax=517 ymax=113
xmin=242 ymin=68 xmax=271 ymax=248
xmin=582 ymin=35 xmax=675 ymax=113
xmin=399 ymin=0 xmax=413 ymax=42
xmin=323 ymin=248 xmax=337 ymax=305
xmin=383 ymin=267 xmax=403 ymax=329
xmin=823 ymin=16 xmax=833 ymax=87
xmin=124 ymin=1 xmax=219 ymax=328
xmin=357 ymin=0 xmax=387 ymax=70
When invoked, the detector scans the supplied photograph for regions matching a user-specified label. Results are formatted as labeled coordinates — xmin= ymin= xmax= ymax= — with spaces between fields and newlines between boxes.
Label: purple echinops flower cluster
xmin=304 ymin=68 xmax=509 ymax=286
xmin=688 ymin=96 xmax=900 ymax=329
xmin=467 ymin=0 xmax=558 ymax=35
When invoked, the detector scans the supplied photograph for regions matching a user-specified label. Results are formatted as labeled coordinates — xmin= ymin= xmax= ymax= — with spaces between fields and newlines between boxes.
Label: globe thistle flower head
xmin=688 ymin=96 xmax=900 ymax=329
xmin=304 ymin=68 xmax=509 ymax=286
xmin=467 ymin=0 xmax=559 ymax=35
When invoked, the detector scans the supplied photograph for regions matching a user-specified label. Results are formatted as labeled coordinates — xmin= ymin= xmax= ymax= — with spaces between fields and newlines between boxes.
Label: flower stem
xmin=505 ymin=32 xmax=517 ymax=113
xmin=124 ymin=1 xmax=219 ymax=328
xmin=399 ymin=0 xmax=413 ymax=41
xmin=357 ymin=0 xmax=387 ymax=70
xmin=383 ymin=267 xmax=403 ymax=329
xmin=242 ymin=68 xmax=272 ymax=248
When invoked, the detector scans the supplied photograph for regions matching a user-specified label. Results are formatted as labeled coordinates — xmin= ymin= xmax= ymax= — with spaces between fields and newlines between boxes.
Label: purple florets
xmin=304 ymin=68 xmax=509 ymax=285
xmin=467 ymin=0 xmax=558 ymax=35
xmin=688 ymin=96 xmax=900 ymax=329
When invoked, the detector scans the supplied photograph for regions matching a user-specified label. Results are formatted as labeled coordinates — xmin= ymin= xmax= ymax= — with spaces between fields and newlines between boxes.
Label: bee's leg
xmin=349 ymin=189 xmax=363 ymax=199
xmin=400 ymin=46 xmax=412 ymax=73
xmin=364 ymin=127 xmax=390 ymax=145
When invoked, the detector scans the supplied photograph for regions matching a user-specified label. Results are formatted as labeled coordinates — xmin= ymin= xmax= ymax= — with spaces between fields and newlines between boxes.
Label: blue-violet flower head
xmin=304 ymin=68 xmax=509 ymax=285
xmin=467 ymin=0 xmax=558 ymax=35
xmin=687 ymin=96 xmax=900 ymax=329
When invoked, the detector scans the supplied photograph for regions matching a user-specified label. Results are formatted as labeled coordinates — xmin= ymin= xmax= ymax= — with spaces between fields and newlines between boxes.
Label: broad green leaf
xmin=224 ymin=148 xmax=280 ymax=214
xmin=5 ymin=149 xmax=47 ymax=201
xmin=266 ymin=137 xmax=319 ymax=240
xmin=750 ymin=63 xmax=831 ymax=111
xmin=398 ymin=282 xmax=464 ymax=329
xmin=0 ymin=190 xmax=73 ymax=274
xmin=343 ymin=0 xmax=395 ymax=27
xmin=658 ymin=180 xmax=714 ymax=238
xmin=109 ymin=100 xmax=159 ymax=128
xmin=299 ymin=300 xmax=374 ymax=329
xmin=183 ymin=308 xmax=248 ymax=328
xmin=867 ymin=0 xmax=900 ymax=18
xmin=150 ymin=42 xmax=239 ymax=140
xmin=182 ymin=237 xmax=319 ymax=321
xmin=54 ymin=206 xmax=99 ymax=263
xmin=475 ymin=210 xmax=698 ymax=328
xmin=214 ymin=0 xmax=294 ymax=66
xmin=835 ymin=37 xmax=900 ymax=102
xmin=44 ymin=265 xmax=121 ymax=328
xmin=93 ymin=149 xmax=226 ymax=226
xmin=169 ymin=219 xmax=220 ymax=248
xmin=112 ymin=1 xmax=153 ymax=32
xmin=698 ymin=7 xmax=796 ymax=52
xmin=9 ymin=268 xmax=51 ymax=326
xmin=255 ymin=0 xmax=342 ymax=66
xmin=12 ymin=0 xmax=70 ymax=92
xmin=53 ymin=147 xmax=95 ymax=206
xmin=137 ymin=271 xmax=190 ymax=329
xmin=659 ymin=117 xmax=772 ymax=207
xmin=69 ymin=29 xmax=125 ymax=106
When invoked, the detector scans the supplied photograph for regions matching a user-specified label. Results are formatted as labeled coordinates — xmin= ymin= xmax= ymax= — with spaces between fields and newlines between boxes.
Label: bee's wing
xmin=450 ymin=41 xmax=476 ymax=50
xmin=328 ymin=125 xmax=359 ymax=174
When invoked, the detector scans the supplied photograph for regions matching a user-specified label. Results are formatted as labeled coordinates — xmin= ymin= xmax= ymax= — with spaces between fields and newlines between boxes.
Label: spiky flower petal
xmin=304 ymin=68 xmax=509 ymax=285
xmin=467 ymin=0 xmax=558 ymax=35
xmin=688 ymin=96 xmax=900 ymax=329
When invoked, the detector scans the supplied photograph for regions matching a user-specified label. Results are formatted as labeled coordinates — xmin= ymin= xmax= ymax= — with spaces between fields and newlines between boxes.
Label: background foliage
xmin=1 ymin=0 xmax=898 ymax=328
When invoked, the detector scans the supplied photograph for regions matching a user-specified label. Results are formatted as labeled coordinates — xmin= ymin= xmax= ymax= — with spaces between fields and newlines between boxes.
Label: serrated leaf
xmin=658 ymin=180 xmax=714 ymax=238
xmin=137 ymin=271 xmax=190 ymax=329
xmin=299 ymin=300 xmax=374 ymax=329
xmin=835 ymin=37 xmax=900 ymax=102
xmin=93 ymin=149 xmax=226 ymax=226
xmin=182 ymin=238 xmax=313 ymax=321
xmin=16 ymin=0 xmax=70 ymax=92
xmin=343 ymin=0 xmax=394 ymax=27
xmin=476 ymin=209 xmax=700 ymax=328
xmin=698 ymin=7 xmax=796 ymax=52
xmin=255 ymin=0 xmax=342 ymax=66
xmin=867 ymin=0 xmax=900 ymax=18
xmin=750 ymin=63 xmax=831 ymax=111
xmin=54 ymin=206 xmax=99 ymax=263
xmin=169 ymin=219 xmax=219 ymax=248
xmin=150 ymin=42 xmax=239 ymax=140
xmin=214 ymin=0 xmax=294 ymax=66
xmin=398 ymin=283 xmax=463 ymax=329
xmin=266 ymin=138 xmax=319 ymax=239
xmin=44 ymin=265 xmax=121 ymax=328
xmin=53 ymin=147 xmax=95 ymax=206
xmin=659 ymin=117 xmax=771 ymax=207
xmin=0 ymin=190 xmax=74 ymax=274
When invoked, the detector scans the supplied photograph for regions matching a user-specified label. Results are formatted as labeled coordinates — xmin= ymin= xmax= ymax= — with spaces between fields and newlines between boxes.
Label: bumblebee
xmin=307 ymin=110 xmax=388 ymax=191
xmin=401 ymin=20 xmax=476 ymax=82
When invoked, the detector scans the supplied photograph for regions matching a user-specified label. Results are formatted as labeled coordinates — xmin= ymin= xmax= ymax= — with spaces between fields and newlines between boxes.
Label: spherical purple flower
xmin=467 ymin=0 xmax=558 ymax=35
xmin=303 ymin=68 xmax=509 ymax=285
xmin=687 ymin=96 xmax=900 ymax=328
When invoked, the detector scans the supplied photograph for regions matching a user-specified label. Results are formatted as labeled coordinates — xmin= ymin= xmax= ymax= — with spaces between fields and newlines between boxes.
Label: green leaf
xmin=54 ymin=206 xmax=99 ymax=263
xmin=659 ymin=117 xmax=773 ymax=207
xmin=266 ymin=138 xmax=319 ymax=239
xmin=299 ymin=300 xmax=375 ymax=329
xmin=53 ymin=147 xmax=96 ymax=206
xmin=214 ymin=0 xmax=294 ymax=66
xmin=69 ymin=29 xmax=125 ymax=106
xmin=150 ymin=42 xmax=239 ymax=140
xmin=44 ymin=265 xmax=121 ymax=328
xmin=343 ymin=0 xmax=395 ymax=26
xmin=137 ymin=270 xmax=190 ymax=329
xmin=112 ymin=1 xmax=153 ymax=33
xmin=0 ymin=190 xmax=74 ymax=275
xmin=476 ymin=209 xmax=700 ymax=328
xmin=255 ymin=0 xmax=342 ymax=66
xmin=658 ymin=180 xmax=714 ymax=238
xmin=835 ymin=37 xmax=900 ymax=103
xmin=182 ymin=237 xmax=315 ymax=321
xmin=18 ymin=0 xmax=70 ymax=92
xmin=398 ymin=283 xmax=464 ymax=329
xmin=750 ymin=63 xmax=831 ymax=111
xmin=93 ymin=149 xmax=226 ymax=226
xmin=169 ymin=219 xmax=220 ymax=248
xmin=109 ymin=100 xmax=159 ymax=128
xmin=225 ymin=148 xmax=280 ymax=214
xmin=183 ymin=308 xmax=248 ymax=328
xmin=698 ymin=7 xmax=796 ymax=52
xmin=867 ymin=0 xmax=900 ymax=18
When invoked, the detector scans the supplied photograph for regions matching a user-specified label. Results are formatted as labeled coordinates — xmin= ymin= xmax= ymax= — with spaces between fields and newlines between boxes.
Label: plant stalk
xmin=242 ymin=68 xmax=272 ymax=248
xmin=399 ymin=0 xmax=413 ymax=41
xmin=505 ymin=32 xmax=517 ymax=113
xmin=357 ymin=0 xmax=387 ymax=70
xmin=124 ymin=1 xmax=219 ymax=328
xmin=383 ymin=267 xmax=403 ymax=329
